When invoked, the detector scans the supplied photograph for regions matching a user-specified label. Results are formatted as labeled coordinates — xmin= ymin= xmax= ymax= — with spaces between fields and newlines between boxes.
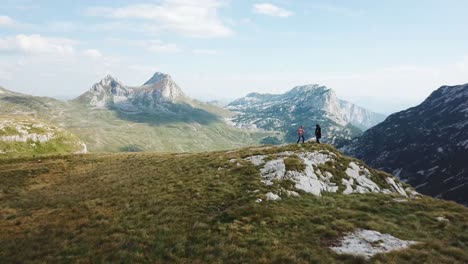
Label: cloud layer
xmin=253 ymin=3 xmax=293 ymax=17
xmin=86 ymin=0 xmax=232 ymax=38
xmin=0 ymin=34 xmax=75 ymax=55
xmin=0 ymin=15 xmax=15 ymax=27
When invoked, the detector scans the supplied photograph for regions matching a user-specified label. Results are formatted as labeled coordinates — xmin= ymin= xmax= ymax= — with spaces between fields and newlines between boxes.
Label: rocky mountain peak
xmin=143 ymin=72 xmax=172 ymax=86
xmin=75 ymin=72 xmax=188 ymax=110
xmin=99 ymin=74 xmax=121 ymax=87
xmin=139 ymin=72 xmax=185 ymax=100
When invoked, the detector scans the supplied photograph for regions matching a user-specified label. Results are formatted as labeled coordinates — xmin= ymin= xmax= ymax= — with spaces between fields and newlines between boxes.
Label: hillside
xmin=0 ymin=115 xmax=86 ymax=157
xmin=0 ymin=74 xmax=270 ymax=153
xmin=227 ymin=85 xmax=386 ymax=146
xmin=342 ymin=84 xmax=468 ymax=206
xmin=1 ymin=143 xmax=467 ymax=263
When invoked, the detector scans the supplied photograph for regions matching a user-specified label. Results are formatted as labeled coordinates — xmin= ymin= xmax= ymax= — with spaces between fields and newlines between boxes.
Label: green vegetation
xmin=0 ymin=126 xmax=18 ymax=136
xmin=0 ymin=116 xmax=84 ymax=158
xmin=1 ymin=143 xmax=467 ymax=263
xmin=284 ymin=155 xmax=306 ymax=172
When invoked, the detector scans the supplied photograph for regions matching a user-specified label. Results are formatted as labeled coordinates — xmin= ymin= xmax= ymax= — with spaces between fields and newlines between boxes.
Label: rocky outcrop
xmin=243 ymin=146 xmax=413 ymax=198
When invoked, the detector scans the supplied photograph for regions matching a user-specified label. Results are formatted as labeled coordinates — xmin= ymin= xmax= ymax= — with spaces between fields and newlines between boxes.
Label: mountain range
xmin=227 ymin=85 xmax=386 ymax=146
xmin=342 ymin=83 xmax=468 ymax=205
xmin=4 ymin=72 xmax=467 ymax=206
xmin=1 ymin=73 xmax=386 ymax=153
xmin=0 ymin=73 xmax=271 ymax=153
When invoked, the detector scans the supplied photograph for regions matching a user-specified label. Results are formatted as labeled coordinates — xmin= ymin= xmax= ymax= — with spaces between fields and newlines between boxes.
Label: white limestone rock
xmin=386 ymin=177 xmax=408 ymax=197
xmin=265 ymin=192 xmax=281 ymax=201
xmin=244 ymin=155 xmax=267 ymax=166
xmin=330 ymin=229 xmax=418 ymax=259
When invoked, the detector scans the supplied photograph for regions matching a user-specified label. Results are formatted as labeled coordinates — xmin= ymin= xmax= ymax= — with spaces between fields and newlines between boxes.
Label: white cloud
xmin=0 ymin=15 xmax=15 ymax=26
xmin=82 ymin=49 xmax=103 ymax=58
xmin=192 ymin=49 xmax=218 ymax=55
xmin=147 ymin=40 xmax=181 ymax=53
xmin=0 ymin=34 xmax=75 ymax=55
xmin=86 ymin=0 xmax=232 ymax=38
xmin=253 ymin=3 xmax=293 ymax=18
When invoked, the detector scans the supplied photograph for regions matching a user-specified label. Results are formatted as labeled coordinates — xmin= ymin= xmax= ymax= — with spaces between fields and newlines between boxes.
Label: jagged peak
xmin=90 ymin=74 xmax=125 ymax=91
xmin=99 ymin=74 xmax=121 ymax=84
xmin=143 ymin=72 xmax=172 ymax=86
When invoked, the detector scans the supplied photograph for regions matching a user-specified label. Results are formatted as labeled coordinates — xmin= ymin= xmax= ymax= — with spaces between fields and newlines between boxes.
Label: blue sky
xmin=1 ymin=0 xmax=467 ymax=114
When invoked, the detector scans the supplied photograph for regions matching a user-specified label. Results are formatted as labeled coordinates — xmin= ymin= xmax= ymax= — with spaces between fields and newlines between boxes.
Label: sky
xmin=1 ymin=0 xmax=467 ymax=114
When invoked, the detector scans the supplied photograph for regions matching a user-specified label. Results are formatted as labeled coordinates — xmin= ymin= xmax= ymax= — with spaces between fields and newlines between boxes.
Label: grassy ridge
xmin=0 ymin=143 xmax=467 ymax=263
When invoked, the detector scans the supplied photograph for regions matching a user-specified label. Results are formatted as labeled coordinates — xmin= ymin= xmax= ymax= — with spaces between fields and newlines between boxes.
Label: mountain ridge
xmin=342 ymin=83 xmax=468 ymax=205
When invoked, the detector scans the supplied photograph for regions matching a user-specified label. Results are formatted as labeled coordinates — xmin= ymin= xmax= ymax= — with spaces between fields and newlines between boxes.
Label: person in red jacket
xmin=297 ymin=125 xmax=305 ymax=144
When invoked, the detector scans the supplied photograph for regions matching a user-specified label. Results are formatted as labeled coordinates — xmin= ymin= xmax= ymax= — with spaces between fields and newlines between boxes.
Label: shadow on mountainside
xmin=112 ymin=101 xmax=222 ymax=126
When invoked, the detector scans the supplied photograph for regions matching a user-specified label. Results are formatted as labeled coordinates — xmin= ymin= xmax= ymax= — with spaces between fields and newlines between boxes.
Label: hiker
xmin=315 ymin=124 xmax=322 ymax=144
xmin=297 ymin=125 xmax=305 ymax=144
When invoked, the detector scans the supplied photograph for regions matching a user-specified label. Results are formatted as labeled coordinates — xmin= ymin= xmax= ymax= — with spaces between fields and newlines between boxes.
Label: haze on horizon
xmin=1 ymin=0 xmax=467 ymax=114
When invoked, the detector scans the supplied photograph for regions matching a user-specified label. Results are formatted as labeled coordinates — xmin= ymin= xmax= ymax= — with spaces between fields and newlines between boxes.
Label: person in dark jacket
xmin=315 ymin=124 xmax=321 ymax=144
xmin=297 ymin=125 xmax=305 ymax=144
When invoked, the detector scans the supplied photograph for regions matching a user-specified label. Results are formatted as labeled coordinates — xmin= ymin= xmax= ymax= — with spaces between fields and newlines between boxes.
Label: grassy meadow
xmin=0 ymin=143 xmax=467 ymax=263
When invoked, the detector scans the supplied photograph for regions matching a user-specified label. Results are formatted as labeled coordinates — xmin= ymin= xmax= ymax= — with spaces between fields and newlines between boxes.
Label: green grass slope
xmin=1 ymin=143 xmax=467 ymax=263
xmin=0 ymin=116 xmax=86 ymax=158
xmin=52 ymin=102 xmax=271 ymax=153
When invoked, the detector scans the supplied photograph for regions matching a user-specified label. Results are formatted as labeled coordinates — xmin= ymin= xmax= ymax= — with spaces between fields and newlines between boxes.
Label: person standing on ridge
xmin=297 ymin=125 xmax=305 ymax=144
xmin=315 ymin=124 xmax=322 ymax=144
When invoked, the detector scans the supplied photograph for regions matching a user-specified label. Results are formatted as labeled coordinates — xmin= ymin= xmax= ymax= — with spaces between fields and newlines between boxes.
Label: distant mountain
xmin=74 ymin=73 xmax=187 ymax=112
xmin=0 ymin=73 xmax=271 ymax=153
xmin=342 ymin=83 xmax=468 ymax=205
xmin=227 ymin=84 xmax=386 ymax=146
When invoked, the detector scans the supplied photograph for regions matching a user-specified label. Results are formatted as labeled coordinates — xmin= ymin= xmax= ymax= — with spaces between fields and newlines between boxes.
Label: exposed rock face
xmin=75 ymin=72 xmax=186 ymax=112
xmin=342 ymin=83 xmax=468 ymax=205
xmin=143 ymin=72 xmax=171 ymax=86
xmin=227 ymin=85 xmax=385 ymax=146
